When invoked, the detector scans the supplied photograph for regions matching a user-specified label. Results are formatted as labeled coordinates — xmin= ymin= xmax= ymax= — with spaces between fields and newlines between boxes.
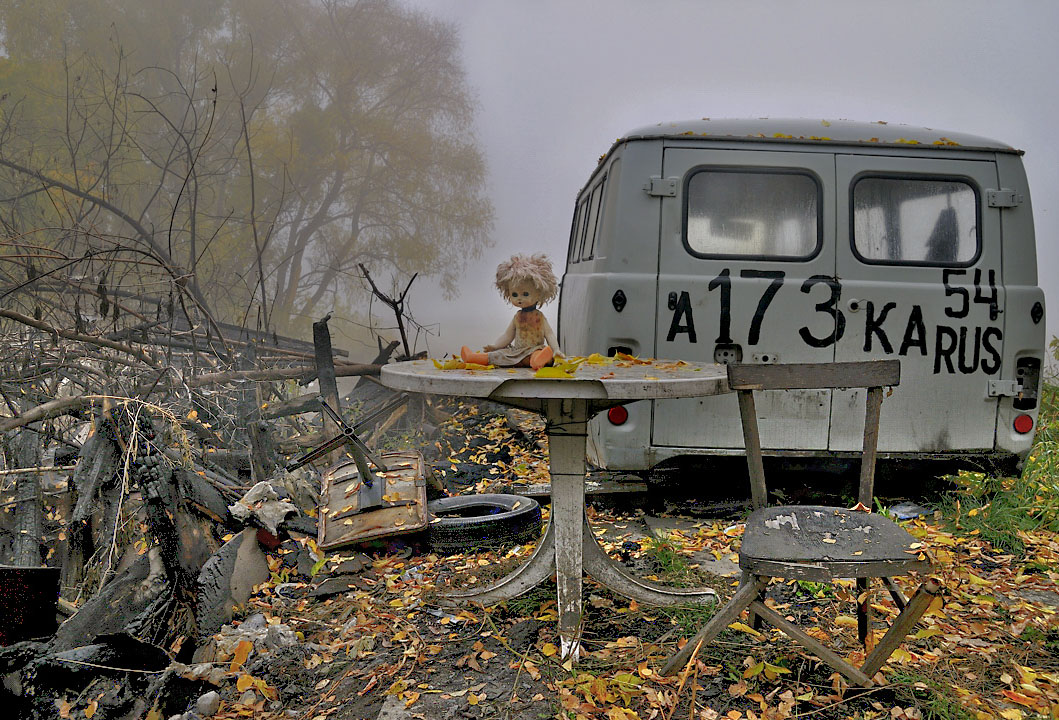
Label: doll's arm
xmin=541 ymin=315 xmax=562 ymax=356
xmin=482 ymin=317 xmax=516 ymax=352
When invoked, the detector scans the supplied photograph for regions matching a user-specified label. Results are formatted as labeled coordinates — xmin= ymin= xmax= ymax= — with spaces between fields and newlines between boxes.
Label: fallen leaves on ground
xmin=199 ymin=401 xmax=1059 ymax=720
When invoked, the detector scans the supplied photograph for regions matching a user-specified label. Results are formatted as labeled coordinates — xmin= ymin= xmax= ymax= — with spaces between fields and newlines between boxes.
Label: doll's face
xmin=506 ymin=280 xmax=541 ymax=309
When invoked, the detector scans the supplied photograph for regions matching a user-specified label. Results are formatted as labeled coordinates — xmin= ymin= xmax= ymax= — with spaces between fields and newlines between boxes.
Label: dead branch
xmin=0 ymin=395 xmax=97 ymax=432
xmin=359 ymin=263 xmax=417 ymax=358
xmin=0 ymin=308 xmax=158 ymax=367
xmin=183 ymin=362 xmax=381 ymax=388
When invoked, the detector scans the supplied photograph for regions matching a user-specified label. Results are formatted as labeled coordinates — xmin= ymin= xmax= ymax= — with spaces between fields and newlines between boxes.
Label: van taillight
xmin=1013 ymin=414 xmax=1034 ymax=434
xmin=608 ymin=406 xmax=629 ymax=425
xmin=1014 ymin=357 xmax=1041 ymax=411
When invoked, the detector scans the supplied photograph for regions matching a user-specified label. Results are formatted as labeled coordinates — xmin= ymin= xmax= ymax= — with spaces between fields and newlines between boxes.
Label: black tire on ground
xmin=426 ymin=494 xmax=542 ymax=554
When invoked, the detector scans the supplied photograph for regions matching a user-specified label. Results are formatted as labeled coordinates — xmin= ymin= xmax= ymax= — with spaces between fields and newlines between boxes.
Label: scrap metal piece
xmin=285 ymin=394 xmax=409 ymax=514
xmin=318 ymin=450 xmax=428 ymax=550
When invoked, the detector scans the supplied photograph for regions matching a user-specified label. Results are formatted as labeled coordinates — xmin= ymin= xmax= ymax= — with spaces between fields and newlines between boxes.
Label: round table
xmin=381 ymin=358 xmax=730 ymax=658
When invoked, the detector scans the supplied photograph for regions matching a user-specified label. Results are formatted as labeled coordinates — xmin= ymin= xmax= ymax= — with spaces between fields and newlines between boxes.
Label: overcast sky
xmin=392 ymin=0 xmax=1057 ymax=362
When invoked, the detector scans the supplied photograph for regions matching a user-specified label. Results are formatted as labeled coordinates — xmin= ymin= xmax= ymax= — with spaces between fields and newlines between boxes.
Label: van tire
xmin=426 ymin=494 xmax=542 ymax=554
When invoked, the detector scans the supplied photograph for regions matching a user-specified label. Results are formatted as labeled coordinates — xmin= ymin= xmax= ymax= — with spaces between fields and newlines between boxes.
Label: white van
xmin=558 ymin=119 xmax=1046 ymax=475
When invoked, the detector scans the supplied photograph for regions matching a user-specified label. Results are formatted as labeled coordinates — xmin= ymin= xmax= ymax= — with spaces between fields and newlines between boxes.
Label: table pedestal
xmin=444 ymin=397 xmax=717 ymax=658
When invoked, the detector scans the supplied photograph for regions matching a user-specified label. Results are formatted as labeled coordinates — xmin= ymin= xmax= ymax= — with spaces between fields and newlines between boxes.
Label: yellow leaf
xmin=999 ymin=709 xmax=1024 ymax=719
xmin=763 ymin=662 xmax=791 ymax=680
xmin=583 ymin=353 xmax=612 ymax=365
xmin=541 ymin=643 xmax=558 ymax=657
xmin=889 ymin=647 xmax=912 ymax=664
xmin=913 ymin=628 xmax=941 ymax=640
xmin=58 ymin=700 xmax=71 ymax=719
xmin=744 ymin=661 xmax=764 ymax=678
xmin=229 ymin=639 xmax=253 ymax=672
xmin=467 ymin=693 xmax=480 ymax=705
xmin=237 ymin=674 xmax=256 ymax=692
xmin=187 ymin=409 xmax=198 ymax=421
xmin=728 ymin=622 xmax=763 ymax=638
xmin=534 ymin=366 xmax=576 ymax=379
xmin=85 ymin=701 xmax=98 ymax=719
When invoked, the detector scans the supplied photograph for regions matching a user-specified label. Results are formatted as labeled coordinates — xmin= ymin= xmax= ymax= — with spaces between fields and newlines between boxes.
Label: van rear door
xmin=832 ymin=154 xmax=1003 ymax=452
xmin=654 ymin=148 xmax=837 ymax=450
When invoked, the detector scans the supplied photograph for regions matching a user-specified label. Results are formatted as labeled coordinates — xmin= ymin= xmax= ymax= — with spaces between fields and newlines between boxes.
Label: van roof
xmin=619 ymin=118 xmax=1021 ymax=155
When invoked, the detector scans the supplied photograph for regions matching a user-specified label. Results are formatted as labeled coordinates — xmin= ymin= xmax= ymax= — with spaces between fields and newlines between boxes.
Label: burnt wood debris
xmin=0 ymin=268 xmax=512 ymax=719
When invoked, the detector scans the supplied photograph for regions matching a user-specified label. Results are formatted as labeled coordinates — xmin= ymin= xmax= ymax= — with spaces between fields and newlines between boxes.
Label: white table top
xmin=380 ymin=358 xmax=730 ymax=403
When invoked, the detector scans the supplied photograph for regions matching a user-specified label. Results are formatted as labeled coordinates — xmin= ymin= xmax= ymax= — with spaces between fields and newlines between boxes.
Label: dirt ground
xmin=193 ymin=495 xmax=1059 ymax=720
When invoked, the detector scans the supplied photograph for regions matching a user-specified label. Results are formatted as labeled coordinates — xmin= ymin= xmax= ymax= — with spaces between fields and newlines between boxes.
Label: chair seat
xmin=741 ymin=505 xmax=929 ymax=579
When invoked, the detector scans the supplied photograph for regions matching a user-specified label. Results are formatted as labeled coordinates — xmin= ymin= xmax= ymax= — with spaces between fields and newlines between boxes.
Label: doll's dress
xmin=487 ymin=307 xmax=546 ymax=366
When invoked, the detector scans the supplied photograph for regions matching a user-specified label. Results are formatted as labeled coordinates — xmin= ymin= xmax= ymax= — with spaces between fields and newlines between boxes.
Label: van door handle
xmin=846 ymin=298 xmax=863 ymax=313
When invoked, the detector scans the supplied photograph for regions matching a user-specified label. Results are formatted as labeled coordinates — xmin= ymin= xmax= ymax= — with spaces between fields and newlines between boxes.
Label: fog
xmin=402 ymin=0 xmax=1059 ymax=361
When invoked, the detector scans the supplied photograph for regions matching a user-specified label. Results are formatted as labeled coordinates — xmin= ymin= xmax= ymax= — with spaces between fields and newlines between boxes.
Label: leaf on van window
xmin=821 ymin=119 xmax=832 ymax=127
xmin=896 ymin=138 xmax=921 ymax=145
xmin=773 ymin=133 xmax=793 ymax=139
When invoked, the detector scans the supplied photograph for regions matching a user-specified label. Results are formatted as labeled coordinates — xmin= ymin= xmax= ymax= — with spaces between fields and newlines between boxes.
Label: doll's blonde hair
xmin=494 ymin=253 xmax=559 ymax=305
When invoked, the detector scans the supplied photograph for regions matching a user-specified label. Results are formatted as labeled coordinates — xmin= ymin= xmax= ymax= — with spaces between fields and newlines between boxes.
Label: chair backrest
xmin=726 ymin=360 xmax=901 ymax=510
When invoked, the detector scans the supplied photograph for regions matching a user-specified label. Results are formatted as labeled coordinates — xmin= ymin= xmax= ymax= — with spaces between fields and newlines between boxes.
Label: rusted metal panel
xmin=318 ymin=450 xmax=428 ymax=550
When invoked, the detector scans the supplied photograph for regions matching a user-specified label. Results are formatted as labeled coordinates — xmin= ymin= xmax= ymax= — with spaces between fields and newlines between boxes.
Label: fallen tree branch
xmin=0 ymin=395 xmax=97 ymax=432
xmin=0 ymin=308 xmax=158 ymax=368
xmin=0 ymin=465 xmax=77 ymax=477
xmin=184 ymin=362 xmax=381 ymax=388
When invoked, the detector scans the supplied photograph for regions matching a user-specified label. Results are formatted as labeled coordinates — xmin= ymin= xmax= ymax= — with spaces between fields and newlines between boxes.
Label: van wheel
xmin=426 ymin=494 xmax=542 ymax=554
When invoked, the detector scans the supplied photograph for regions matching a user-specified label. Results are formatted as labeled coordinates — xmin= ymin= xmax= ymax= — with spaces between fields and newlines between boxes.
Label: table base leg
xmin=439 ymin=520 xmax=557 ymax=605
xmin=582 ymin=511 xmax=717 ymax=607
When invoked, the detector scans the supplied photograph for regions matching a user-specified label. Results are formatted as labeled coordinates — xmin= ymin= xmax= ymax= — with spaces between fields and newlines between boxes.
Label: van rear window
xmin=683 ymin=169 xmax=820 ymax=259
xmin=852 ymin=176 xmax=979 ymax=266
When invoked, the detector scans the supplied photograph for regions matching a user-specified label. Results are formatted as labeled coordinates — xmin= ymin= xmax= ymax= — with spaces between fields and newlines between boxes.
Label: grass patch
xmin=656 ymin=601 xmax=717 ymax=637
xmin=939 ymin=382 xmax=1059 ymax=555
xmin=643 ymin=533 xmax=700 ymax=587
xmin=886 ymin=671 xmax=976 ymax=720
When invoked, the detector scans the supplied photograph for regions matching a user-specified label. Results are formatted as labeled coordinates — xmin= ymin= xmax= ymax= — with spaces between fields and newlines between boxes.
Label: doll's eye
xmin=521 ymin=292 xmax=530 ymax=297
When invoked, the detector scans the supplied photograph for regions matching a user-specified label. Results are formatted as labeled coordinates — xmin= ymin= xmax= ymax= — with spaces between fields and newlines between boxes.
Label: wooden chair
xmin=661 ymin=360 xmax=941 ymax=686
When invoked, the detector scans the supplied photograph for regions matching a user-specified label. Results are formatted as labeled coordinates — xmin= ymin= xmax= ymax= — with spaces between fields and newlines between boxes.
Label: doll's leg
xmin=461 ymin=346 xmax=489 ymax=365
xmin=529 ymin=346 xmax=553 ymax=370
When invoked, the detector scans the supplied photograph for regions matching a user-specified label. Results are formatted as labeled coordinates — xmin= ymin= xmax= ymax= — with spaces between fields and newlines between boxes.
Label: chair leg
xmin=748 ymin=599 xmax=874 ymax=687
xmin=661 ymin=576 xmax=769 ymax=676
xmin=857 ymin=577 xmax=871 ymax=646
xmin=861 ymin=579 xmax=942 ymax=677
xmin=742 ymin=570 xmax=765 ymax=630
xmin=882 ymin=576 xmax=908 ymax=611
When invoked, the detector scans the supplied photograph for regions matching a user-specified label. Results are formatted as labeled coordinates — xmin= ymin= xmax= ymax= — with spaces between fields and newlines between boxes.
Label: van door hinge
xmin=986 ymin=189 xmax=1023 ymax=208
xmin=988 ymin=379 xmax=1023 ymax=397
xmin=643 ymin=176 xmax=678 ymax=197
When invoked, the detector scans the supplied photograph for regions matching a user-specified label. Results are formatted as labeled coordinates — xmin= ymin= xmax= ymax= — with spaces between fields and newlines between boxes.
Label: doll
xmin=461 ymin=253 xmax=561 ymax=370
